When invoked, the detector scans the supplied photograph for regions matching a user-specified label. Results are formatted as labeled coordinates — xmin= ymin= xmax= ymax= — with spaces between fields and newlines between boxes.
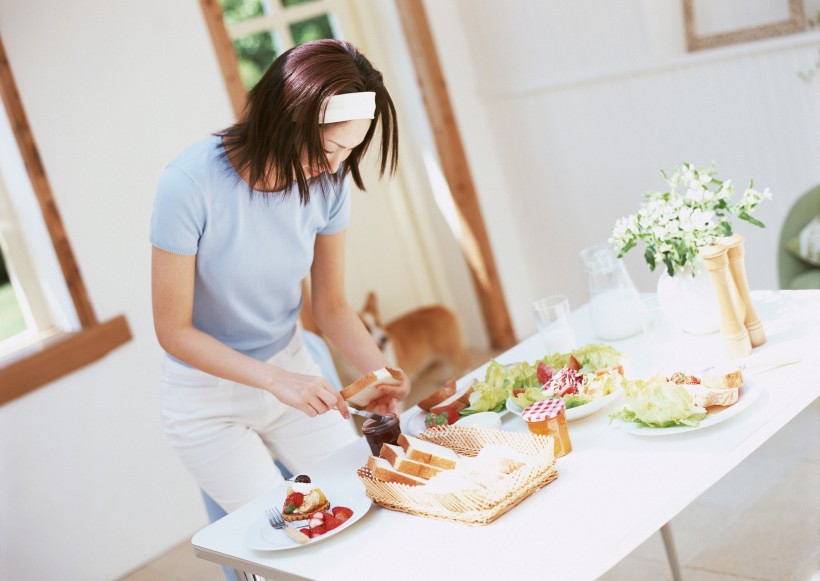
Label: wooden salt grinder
xmin=700 ymin=244 xmax=752 ymax=359
xmin=722 ymin=234 xmax=766 ymax=347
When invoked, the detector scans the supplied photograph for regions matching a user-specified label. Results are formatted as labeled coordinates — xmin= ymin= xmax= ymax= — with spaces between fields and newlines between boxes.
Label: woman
xmin=151 ymin=39 xmax=409 ymax=513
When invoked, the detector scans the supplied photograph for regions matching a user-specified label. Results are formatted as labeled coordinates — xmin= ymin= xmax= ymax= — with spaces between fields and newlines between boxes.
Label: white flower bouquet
xmin=610 ymin=163 xmax=772 ymax=277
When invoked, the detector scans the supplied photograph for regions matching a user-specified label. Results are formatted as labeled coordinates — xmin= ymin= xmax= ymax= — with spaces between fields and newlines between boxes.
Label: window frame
xmin=0 ymin=33 xmax=131 ymax=406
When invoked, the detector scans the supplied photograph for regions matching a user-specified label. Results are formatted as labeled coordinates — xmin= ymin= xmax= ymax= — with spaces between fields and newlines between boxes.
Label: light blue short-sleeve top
xmin=150 ymin=136 xmax=351 ymax=364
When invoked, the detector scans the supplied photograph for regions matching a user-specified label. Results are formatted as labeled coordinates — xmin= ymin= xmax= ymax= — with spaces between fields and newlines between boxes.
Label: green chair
xmin=778 ymin=184 xmax=820 ymax=289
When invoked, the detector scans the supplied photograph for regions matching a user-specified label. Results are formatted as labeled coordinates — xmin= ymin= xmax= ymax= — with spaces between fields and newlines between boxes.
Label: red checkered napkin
xmin=522 ymin=398 xmax=565 ymax=422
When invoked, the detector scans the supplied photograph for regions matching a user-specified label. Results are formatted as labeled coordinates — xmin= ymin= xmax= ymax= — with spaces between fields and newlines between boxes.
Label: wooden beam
xmin=0 ymin=316 xmax=132 ymax=406
xmin=394 ymin=0 xmax=515 ymax=348
xmin=0 ymin=35 xmax=97 ymax=328
xmin=199 ymin=0 xmax=246 ymax=116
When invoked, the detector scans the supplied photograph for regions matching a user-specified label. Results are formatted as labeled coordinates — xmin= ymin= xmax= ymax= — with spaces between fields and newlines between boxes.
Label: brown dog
xmin=358 ymin=292 xmax=470 ymax=383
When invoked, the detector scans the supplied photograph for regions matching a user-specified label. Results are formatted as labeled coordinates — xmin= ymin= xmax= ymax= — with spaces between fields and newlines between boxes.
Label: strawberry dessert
xmin=281 ymin=474 xmax=355 ymax=538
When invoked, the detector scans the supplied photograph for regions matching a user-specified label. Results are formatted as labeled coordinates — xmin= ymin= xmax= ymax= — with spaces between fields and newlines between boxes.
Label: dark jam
xmin=362 ymin=413 xmax=402 ymax=455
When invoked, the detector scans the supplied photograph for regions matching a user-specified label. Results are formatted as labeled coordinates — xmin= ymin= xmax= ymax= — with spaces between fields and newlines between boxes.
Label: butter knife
xmin=349 ymin=407 xmax=391 ymax=424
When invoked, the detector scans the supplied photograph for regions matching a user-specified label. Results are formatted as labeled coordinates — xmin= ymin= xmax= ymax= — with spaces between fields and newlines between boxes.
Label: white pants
xmin=160 ymin=332 xmax=358 ymax=513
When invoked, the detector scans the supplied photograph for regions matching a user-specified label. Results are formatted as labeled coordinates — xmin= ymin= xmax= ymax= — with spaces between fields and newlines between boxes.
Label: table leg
xmin=660 ymin=523 xmax=683 ymax=581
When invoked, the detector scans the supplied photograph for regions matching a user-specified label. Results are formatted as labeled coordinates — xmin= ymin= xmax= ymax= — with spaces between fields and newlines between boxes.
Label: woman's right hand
xmin=267 ymin=368 xmax=350 ymax=419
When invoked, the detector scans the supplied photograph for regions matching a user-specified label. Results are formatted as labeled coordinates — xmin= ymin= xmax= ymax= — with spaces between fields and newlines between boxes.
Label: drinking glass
xmin=531 ymin=295 xmax=576 ymax=354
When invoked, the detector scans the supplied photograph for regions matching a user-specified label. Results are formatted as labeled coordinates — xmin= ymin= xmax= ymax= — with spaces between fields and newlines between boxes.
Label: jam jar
xmin=521 ymin=398 xmax=573 ymax=457
xmin=362 ymin=413 xmax=402 ymax=455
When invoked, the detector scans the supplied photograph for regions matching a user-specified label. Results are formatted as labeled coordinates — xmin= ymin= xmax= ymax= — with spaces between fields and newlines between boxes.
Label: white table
xmin=191 ymin=290 xmax=820 ymax=581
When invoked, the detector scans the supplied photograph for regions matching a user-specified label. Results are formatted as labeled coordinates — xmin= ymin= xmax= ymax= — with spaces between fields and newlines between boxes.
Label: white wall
xmin=425 ymin=0 xmax=820 ymax=339
xmin=0 ymin=1 xmax=235 ymax=579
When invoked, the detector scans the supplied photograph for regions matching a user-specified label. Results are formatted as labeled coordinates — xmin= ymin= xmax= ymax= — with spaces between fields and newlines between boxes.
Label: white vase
xmin=656 ymin=264 xmax=720 ymax=335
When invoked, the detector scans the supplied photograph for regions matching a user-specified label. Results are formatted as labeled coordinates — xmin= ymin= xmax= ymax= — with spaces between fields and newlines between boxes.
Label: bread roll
xmin=701 ymin=366 xmax=743 ymax=389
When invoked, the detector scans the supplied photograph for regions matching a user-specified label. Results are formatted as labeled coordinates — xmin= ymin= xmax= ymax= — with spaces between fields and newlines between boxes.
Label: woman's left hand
xmin=365 ymin=368 xmax=411 ymax=415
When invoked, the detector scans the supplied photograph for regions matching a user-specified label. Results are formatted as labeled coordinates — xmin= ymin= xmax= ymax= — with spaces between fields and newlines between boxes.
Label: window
xmin=0 ymin=253 xmax=25 ymax=342
xmin=0 ymin=34 xmax=131 ymax=405
xmin=218 ymin=0 xmax=341 ymax=90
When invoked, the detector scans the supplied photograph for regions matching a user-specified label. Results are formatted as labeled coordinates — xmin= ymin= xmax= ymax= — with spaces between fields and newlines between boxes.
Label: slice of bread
xmin=417 ymin=378 xmax=457 ymax=411
xmin=366 ymin=455 xmax=427 ymax=486
xmin=341 ymin=367 xmax=404 ymax=408
xmin=701 ymin=366 xmax=743 ymax=390
xmin=379 ymin=443 xmax=446 ymax=479
xmin=684 ymin=384 xmax=739 ymax=407
xmin=430 ymin=385 xmax=475 ymax=415
xmin=397 ymin=433 xmax=459 ymax=470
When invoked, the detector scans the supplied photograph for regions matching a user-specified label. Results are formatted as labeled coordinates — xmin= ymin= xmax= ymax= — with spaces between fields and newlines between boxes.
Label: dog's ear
xmin=363 ymin=291 xmax=378 ymax=316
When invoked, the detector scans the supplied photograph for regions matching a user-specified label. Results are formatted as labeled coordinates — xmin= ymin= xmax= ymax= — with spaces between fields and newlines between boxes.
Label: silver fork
xmin=265 ymin=507 xmax=310 ymax=545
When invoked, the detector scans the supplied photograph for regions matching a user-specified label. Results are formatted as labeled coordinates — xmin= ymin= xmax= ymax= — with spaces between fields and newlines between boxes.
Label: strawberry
xmin=283 ymin=492 xmax=304 ymax=514
xmin=299 ymin=527 xmax=312 ymax=537
xmin=309 ymin=513 xmax=324 ymax=528
xmin=439 ymin=406 xmax=459 ymax=425
xmin=568 ymin=355 xmax=581 ymax=371
xmin=536 ymin=362 xmax=554 ymax=385
xmin=311 ymin=525 xmax=327 ymax=536
xmin=332 ymin=506 xmax=353 ymax=522
xmin=324 ymin=514 xmax=342 ymax=531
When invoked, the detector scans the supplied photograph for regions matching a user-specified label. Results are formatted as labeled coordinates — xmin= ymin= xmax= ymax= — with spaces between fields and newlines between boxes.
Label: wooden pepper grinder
xmin=722 ymin=234 xmax=766 ymax=347
xmin=700 ymin=244 xmax=752 ymax=359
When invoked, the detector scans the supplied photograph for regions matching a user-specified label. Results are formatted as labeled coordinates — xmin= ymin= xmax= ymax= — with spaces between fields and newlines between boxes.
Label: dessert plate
xmin=506 ymin=388 xmax=623 ymax=421
xmin=244 ymin=482 xmax=371 ymax=551
xmin=612 ymin=379 xmax=763 ymax=436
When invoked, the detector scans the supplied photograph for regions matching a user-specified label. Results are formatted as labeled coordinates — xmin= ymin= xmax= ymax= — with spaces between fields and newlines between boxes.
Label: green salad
xmin=609 ymin=375 xmax=707 ymax=427
xmin=461 ymin=344 xmax=625 ymax=416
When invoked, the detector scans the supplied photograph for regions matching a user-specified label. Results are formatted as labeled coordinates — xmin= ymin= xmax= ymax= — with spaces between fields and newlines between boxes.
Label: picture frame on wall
xmin=683 ymin=0 xmax=808 ymax=51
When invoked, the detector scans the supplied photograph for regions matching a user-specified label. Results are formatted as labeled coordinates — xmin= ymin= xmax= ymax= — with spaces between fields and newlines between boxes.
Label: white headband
xmin=320 ymin=92 xmax=376 ymax=124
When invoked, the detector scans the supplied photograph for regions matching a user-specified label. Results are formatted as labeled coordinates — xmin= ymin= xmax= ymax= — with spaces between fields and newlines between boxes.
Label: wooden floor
xmin=120 ymin=361 xmax=820 ymax=581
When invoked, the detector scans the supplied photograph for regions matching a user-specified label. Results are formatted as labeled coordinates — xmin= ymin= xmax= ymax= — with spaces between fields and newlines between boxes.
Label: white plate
xmin=403 ymin=406 xmax=509 ymax=436
xmin=506 ymin=388 xmax=624 ymax=421
xmin=456 ymin=411 xmax=502 ymax=430
xmin=612 ymin=379 xmax=762 ymax=436
xmin=243 ymin=482 xmax=371 ymax=551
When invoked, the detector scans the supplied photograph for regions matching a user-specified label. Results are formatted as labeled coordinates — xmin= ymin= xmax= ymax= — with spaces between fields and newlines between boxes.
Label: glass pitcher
xmin=579 ymin=244 xmax=643 ymax=340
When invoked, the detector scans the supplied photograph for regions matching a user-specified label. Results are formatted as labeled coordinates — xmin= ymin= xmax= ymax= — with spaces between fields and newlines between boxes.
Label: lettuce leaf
xmin=563 ymin=393 xmax=593 ymax=409
xmin=582 ymin=369 xmax=623 ymax=399
xmin=537 ymin=344 xmax=623 ymax=374
xmin=464 ymin=381 xmax=509 ymax=413
xmin=511 ymin=387 xmax=549 ymax=410
xmin=570 ymin=344 xmax=623 ymax=373
xmin=611 ymin=376 xmax=707 ymax=427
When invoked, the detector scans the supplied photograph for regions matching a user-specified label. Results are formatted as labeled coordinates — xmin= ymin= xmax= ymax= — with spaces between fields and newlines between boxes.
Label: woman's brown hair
xmin=221 ymin=39 xmax=398 ymax=203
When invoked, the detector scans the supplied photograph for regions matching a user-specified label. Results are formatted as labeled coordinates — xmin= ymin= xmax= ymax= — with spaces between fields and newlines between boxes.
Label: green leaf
xmin=719 ymin=221 xmax=733 ymax=236
xmin=663 ymin=256 xmax=675 ymax=277
xmin=617 ymin=238 xmax=636 ymax=257
xmin=644 ymin=247 xmax=656 ymax=271
xmin=739 ymin=210 xmax=765 ymax=228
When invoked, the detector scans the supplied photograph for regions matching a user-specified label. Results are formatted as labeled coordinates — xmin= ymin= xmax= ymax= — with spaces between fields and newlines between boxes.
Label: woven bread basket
xmin=356 ymin=426 xmax=558 ymax=525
